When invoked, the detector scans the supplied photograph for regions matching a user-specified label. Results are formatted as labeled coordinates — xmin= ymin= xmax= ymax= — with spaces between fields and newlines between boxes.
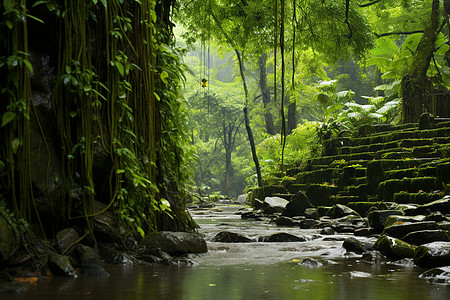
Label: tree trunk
xmin=287 ymin=93 xmax=296 ymax=134
xmin=258 ymin=53 xmax=275 ymax=135
xmin=236 ymin=49 xmax=262 ymax=188
xmin=401 ymin=0 xmax=440 ymax=123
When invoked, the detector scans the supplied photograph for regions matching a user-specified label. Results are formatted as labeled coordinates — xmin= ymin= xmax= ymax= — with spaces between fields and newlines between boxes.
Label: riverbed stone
xmin=414 ymin=242 xmax=450 ymax=267
xmin=384 ymin=221 xmax=438 ymax=239
xmin=275 ymin=216 xmax=302 ymax=227
xmin=282 ymin=191 xmax=312 ymax=217
xmin=419 ymin=266 xmax=450 ymax=285
xmin=300 ymin=218 xmax=320 ymax=229
xmin=404 ymin=196 xmax=450 ymax=216
xmin=403 ymin=230 xmax=450 ymax=245
xmin=55 ymin=228 xmax=79 ymax=254
xmin=263 ymin=196 xmax=289 ymax=214
xmin=260 ymin=232 xmax=306 ymax=242
xmin=320 ymin=227 xmax=335 ymax=235
xmin=374 ymin=235 xmax=416 ymax=259
xmin=343 ymin=237 xmax=374 ymax=254
xmin=140 ymin=231 xmax=207 ymax=255
xmin=367 ymin=210 xmax=403 ymax=232
xmin=48 ymin=253 xmax=77 ymax=277
xmin=304 ymin=208 xmax=320 ymax=220
xmin=354 ymin=227 xmax=376 ymax=236
xmin=0 ymin=282 xmax=27 ymax=295
xmin=299 ymin=258 xmax=323 ymax=269
xmin=326 ymin=204 xmax=360 ymax=219
xmin=361 ymin=250 xmax=387 ymax=264
xmin=212 ymin=231 xmax=253 ymax=243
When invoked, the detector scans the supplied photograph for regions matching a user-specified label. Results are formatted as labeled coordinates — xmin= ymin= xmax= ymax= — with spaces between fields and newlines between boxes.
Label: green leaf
xmin=3 ymin=0 xmax=16 ymax=11
xmin=160 ymin=70 xmax=169 ymax=84
xmin=137 ymin=226 xmax=145 ymax=238
xmin=23 ymin=59 xmax=33 ymax=74
xmin=11 ymin=138 xmax=20 ymax=154
xmin=1 ymin=111 xmax=16 ymax=127
xmin=116 ymin=61 xmax=124 ymax=77
xmin=153 ymin=92 xmax=160 ymax=101
xmin=5 ymin=20 xmax=13 ymax=30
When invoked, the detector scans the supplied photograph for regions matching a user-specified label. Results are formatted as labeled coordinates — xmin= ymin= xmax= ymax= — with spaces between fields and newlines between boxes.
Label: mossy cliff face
xmin=0 ymin=0 xmax=197 ymax=246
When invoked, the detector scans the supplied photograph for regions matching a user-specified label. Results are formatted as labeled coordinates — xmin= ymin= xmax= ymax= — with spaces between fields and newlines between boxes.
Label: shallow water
xmin=6 ymin=204 xmax=450 ymax=299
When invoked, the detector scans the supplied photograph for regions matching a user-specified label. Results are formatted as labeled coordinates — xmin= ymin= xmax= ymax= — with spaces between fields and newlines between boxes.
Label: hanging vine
xmin=0 ymin=0 xmax=197 ymax=245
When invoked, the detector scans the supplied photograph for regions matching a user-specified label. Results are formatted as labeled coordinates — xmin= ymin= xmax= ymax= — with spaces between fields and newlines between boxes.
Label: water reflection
xmin=11 ymin=261 xmax=448 ymax=300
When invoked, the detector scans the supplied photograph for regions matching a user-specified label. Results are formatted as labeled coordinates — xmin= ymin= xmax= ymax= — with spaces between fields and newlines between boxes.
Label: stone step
xmin=366 ymin=158 xmax=441 ymax=194
xmin=354 ymin=127 xmax=450 ymax=147
xmin=393 ymin=191 xmax=445 ymax=205
xmin=377 ymin=177 xmax=442 ymax=202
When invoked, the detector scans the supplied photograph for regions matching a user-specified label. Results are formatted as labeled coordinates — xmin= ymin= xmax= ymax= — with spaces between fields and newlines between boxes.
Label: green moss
xmin=317 ymin=206 xmax=332 ymax=217
xmin=248 ymin=185 xmax=289 ymax=206
xmin=394 ymin=192 xmax=443 ymax=205
xmin=374 ymin=235 xmax=416 ymax=259
xmin=347 ymin=201 xmax=386 ymax=216
xmin=306 ymin=183 xmax=339 ymax=206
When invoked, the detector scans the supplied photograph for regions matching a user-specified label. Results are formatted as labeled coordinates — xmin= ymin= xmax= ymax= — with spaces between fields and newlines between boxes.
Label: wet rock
xmin=274 ymin=216 xmax=302 ymax=227
xmin=304 ymin=208 xmax=320 ymax=220
xmin=414 ymin=242 xmax=450 ymax=268
xmin=237 ymin=194 xmax=248 ymax=203
xmin=299 ymin=258 xmax=323 ymax=269
xmin=263 ymin=196 xmax=289 ymax=214
xmin=354 ymin=227 xmax=376 ymax=236
xmin=98 ymin=243 xmax=133 ymax=264
xmin=374 ymin=235 xmax=416 ymax=259
xmin=240 ymin=210 xmax=264 ymax=220
xmin=438 ymin=221 xmax=450 ymax=230
xmin=320 ymin=227 xmax=335 ymax=235
xmin=404 ymin=196 xmax=450 ymax=216
xmin=367 ymin=210 xmax=403 ymax=232
xmin=403 ymin=230 xmax=450 ymax=245
xmin=424 ymin=211 xmax=448 ymax=222
xmin=343 ymin=237 xmax=374 ymax=254
xmin=326 ymin=204 xmax=359 ymax=219
xmin=384 ymin=215 xmax=426 ymax=228
xmin=93 ymin=203 xmax=128 ymax=243
xmin=0 ymin=213 xmax=17 ymax=262
xmin=337 ymin=226 xmax=356 ymax=234
xmin=384 ymin=221 xmax=438 ymax=239
xmin=140 ymin=231 xmax=207 ymax=255
xmin=55 ymin=228 xmax=79 ymax=254
xmin=260 ymin=232 xmax=306 ymax=242
xmin=73 ymin=245 xmax=109 ymax=277
xmin=212 ymin=231 xmax=253 ymax=243
xmin=48 ymin=253 xmax=77 ymax=277
xmin=361 ymin=250 xmax=387 ymax=264
xmin=253 ymin=199 xmax=264 ymax=209
xmin=300 ymin=218 xmax=320 ymax=229
xmin=419 ymin=266 xmax=450 ymax=285
xmin=136 ymin=246 xmax=173 ymax=265
xmin=124 ymin=236 xmax=138 ymax=252
xmin=0 ymin=282 xmax=27 ymax=294
xmin=282 ymin=192 xmax=312 ymax=217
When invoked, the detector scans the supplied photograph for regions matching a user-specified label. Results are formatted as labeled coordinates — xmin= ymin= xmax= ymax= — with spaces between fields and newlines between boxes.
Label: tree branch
xmin=374 ymin=30 xmax=424 ymax=38
xmin=358 ymin=0 xmax=382 ymax=8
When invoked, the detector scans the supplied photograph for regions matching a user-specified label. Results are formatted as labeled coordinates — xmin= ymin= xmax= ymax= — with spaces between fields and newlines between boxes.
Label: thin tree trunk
xmin=287 ymin=93 xmax=296 ymax=134
xmin=235 ymin=49 xmax=262 ymax=188
xmin=258 ymin=53 xmax=275 ymax=135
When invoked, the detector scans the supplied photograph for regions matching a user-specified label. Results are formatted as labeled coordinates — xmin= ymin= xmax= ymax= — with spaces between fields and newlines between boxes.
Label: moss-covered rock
xmin=367 ymin=210 xmax=403 ymax=232
xmin=404 ymin=230 xmax=450 ymax=245
xmin=248 ymin=185 xmax=289 ymax=206
xmin=347 ymin=201 xmax=387 ymax=216
xmin=282 ymin=191 xmax=313 ymax=217
xmin=0 ymin=214 xmax=17 ymax=262
xmin=383 ymin=221 xmax=438 ymax=239
xmin=414 ymin=242 xmax=450 ymax=267
xmin=393 ymin=192 xmax=443 ymax=205
xmin=306 ymin=184 xmax=339 ymax=206
xmin=374 ymin=235 xmax=416 ymax=259
xmin=326 ymin=204 xmax=360 ymax=219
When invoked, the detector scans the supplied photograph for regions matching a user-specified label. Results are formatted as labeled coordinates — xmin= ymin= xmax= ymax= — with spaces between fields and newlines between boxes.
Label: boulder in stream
xmin=212 ymin=231 xmax=253 ymax=243
xmin=403 ymin=230 xmax=450 ymax=245
xmin=140 ymin=231 xmax=207 ymax=255
xmin=374 ymin=235 xmax=416 ymax=259
xmin=260 ymin=232 xmax=306 ymax=242
xmin=48 ymin=253 xmax=77 ymax=277
xmin=384 ymin=221 xmax=438 ymax=239
xmin=282 ymin=192 xmax=312 ymax=217
xmin=343 ymin=237 xmax=374 ymax=254
xmin=414 ymin=242 xmax=450 ymax=268
xmin=263 ymin=196 xmax=289 ymax=214
xmin=419 ymin=266 xmax=450 ymax=285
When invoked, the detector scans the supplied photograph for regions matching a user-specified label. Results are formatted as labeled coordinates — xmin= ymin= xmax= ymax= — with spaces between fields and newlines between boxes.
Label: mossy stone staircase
xmin=248 ymin=114 xmax=450 ymax=214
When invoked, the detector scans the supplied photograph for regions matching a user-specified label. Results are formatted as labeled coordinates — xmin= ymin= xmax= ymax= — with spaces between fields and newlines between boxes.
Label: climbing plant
xmin=0 ymin=0 xmax=197 ymax=242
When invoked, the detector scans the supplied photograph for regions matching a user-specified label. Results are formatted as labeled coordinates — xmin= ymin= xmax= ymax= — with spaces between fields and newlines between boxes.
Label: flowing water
xmin=5 ymin=204 xmax=449 ymax=299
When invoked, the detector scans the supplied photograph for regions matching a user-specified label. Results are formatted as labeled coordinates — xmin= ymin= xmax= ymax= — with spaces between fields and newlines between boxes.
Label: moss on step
xmin=393 ymin=192 xmax=444 ymax=205
xmin=306 ymin=184 xmax=339 ymax=206
xmin=296 ymin=168 xmax=340 ymax=185
xmin=378 ymin=177 xmax=439 ymax=202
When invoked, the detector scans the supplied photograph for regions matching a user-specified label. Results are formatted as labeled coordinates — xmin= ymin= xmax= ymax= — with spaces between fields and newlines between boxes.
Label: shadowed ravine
xmin=7 ymin=203 xmax=449 ymax=300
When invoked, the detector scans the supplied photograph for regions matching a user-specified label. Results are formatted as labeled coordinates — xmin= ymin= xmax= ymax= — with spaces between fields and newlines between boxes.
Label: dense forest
xmin=178 ymin=0 xmax=450 ymax=198
xmin=1 ymin=0 xmax=450 ymax=265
